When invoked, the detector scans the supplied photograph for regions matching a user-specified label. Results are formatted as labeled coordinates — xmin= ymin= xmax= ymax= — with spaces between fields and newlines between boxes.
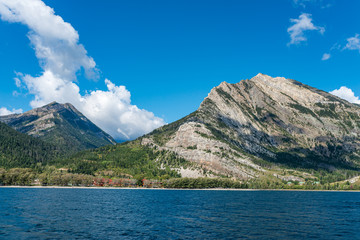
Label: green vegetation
xmin=288 ymin=103 xmax=320 ymax=121
xmin=255 ymin=106 xmax=263 ymax=115
xmin=216 ymin=88 xmax=234 ymax=104
xmin=61 ymin=140 xmax=182 ymax=180
xmin=187 ymin=145 xmax=197 ymax=150
xmin=164 ymin=177 xmax=244 ymax=189
xmin=0 ymin=121 xmax=185 ymax=185
xmin=271 ymin=149 xmax=359 ymax=170
xmin=316 ymin=109 xmax=339 ymax=119
xmin=315 ymin=102 xmax=337 ymax=112
xmin=245 ymin=173 xmax=360 ymax=191
xmin=195 ymin=131 xmax=213 ymax=139
xmin=0 ymin=167 xmax=93 ymax=186
xmin=241 ymin=80 xmax=252 ymax=93
xmin=0 ymin=122 xmax=61 ymax=168
xmin=39 ymin=118 xmax=109 ymax=154
xmin=0 ymin=168 xmax=36 ymax=185
xmin=157 ymin=151 xmax=193 ymax=169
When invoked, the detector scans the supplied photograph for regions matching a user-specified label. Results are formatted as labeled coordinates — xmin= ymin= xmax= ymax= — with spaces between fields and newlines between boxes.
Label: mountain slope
xmin=0 ymin=122 xmax=60 ymax=168
xmin=140 ymin=74 xmax=360 ymax=180
xmin=0 ymin=102 xmax=116 ymax=154
xmin=64 ymin=74 xmax=360 ymax=183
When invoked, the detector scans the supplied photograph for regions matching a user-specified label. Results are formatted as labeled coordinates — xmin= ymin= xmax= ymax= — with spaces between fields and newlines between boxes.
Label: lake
xmin=0 ymin=188 xmax=359 ymax=239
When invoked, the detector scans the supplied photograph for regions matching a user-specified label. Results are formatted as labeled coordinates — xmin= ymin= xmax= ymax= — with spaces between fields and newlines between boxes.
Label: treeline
xmin=0 ymin=168 xmax=92 ymax=186
xmin=246 ymin=176 xmax=360 ymax=191
xmin=39 ymin=172 xmax=93 ymax=186
xmin=1 ymin=168 xmax=360 ymax=190
xmin=164 ymin=178 xmax=245 ymax=189
xmin=0 ymin=168 xmax=36 ymax=185
xmin=0 ymin=122 xmax=61 ymax=168
xmin=164 ymin=177 xmax=360 ymax=190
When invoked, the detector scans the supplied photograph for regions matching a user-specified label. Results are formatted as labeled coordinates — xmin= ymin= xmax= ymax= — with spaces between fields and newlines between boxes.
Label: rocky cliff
xmin=141 ymin=74 xmax=360 ymax=180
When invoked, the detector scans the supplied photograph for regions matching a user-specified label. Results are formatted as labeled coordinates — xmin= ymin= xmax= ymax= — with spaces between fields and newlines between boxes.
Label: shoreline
xmin=1 ymin=185 xmax=360 ymax=192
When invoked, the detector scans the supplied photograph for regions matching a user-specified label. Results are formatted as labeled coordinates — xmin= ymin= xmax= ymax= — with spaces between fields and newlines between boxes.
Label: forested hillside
xmin=0 ymin=122 xmax=60 ymax=168
xmin=61 ymin=140 xmax=186 ymax=180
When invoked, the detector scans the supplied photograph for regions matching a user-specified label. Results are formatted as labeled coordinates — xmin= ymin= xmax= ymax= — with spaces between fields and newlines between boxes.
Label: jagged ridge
xmin=140 ymin=74 xmax=360 ymax=181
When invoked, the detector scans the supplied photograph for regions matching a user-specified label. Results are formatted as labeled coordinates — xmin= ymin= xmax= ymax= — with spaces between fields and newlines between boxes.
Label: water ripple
xmin=1 ymin=189 xmax=360 ymax=239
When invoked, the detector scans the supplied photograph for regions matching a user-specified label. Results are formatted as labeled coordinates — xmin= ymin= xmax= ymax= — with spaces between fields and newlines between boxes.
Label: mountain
xmin=0 ymin=121 xmax=60 ymax=168
xmin=139 ymin=74 xmax=360 ymax=179
xmin=0 ymin=102 xmax=116 ymax=154
xmin=65 ymin=74 xmax=360 ymax=183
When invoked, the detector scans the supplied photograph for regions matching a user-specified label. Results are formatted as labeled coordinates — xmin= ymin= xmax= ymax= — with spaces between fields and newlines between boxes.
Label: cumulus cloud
xmin=287 ymin=13 xmax=325 ymax=45
xmin=82 ymin=80 xmax=165 ymax=140
xmin=330 ymin=87 xmax=360 ymax=104
xmin=321 ymin=53 xmax=330 ymax=61
xmin=344 ymin=34 xmax=360 ymax=52
xmin=0 ymin=107 xmax=23 ymax=116
xmin=0 ymin=0 xmax=165 ymax=140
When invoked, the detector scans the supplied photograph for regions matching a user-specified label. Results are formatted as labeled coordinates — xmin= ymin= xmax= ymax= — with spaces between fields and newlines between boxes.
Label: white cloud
xmin=292 ymin=0 xmax=333 ymax=8
xmin=0 ymin=107 xmax=23 ymax=116
xmin=0 ymin=0 xmax=96 ymax=80
xmin=330 ymin=87 xmax=360 ymax=104
xmin=287 ymin=13 xmax=325 ymax=45
xmin=344 ymin=34 xmax=360 ymax=52
xmin=321 ymin=53 xmax=330 ymax=60
xmin=14 ymin=77 xmax=21 ymax=88
xmin=81 ymin=80 xmax=165 ymax=140
xmin=0 ymin=0 xmax=77 ymax=42
xmin=323 ymin=35 xmax=360 ymax=60
xmin=0 ymin=0 xmax=165 ymax=140
xmin=293 ymin=0 xmax=312 ymax=7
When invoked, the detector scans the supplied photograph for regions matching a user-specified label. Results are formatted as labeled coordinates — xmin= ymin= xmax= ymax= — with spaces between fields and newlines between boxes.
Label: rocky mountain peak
xmin=202 ymin=74 xmax=348 ymax=113
xmin=0 ymin=101 xmax=116 ymax=154
xmin=22 ymin=101 xmax=65 ymax=117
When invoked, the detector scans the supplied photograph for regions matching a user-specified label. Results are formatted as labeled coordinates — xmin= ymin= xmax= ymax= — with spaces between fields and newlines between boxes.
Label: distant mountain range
xmin=0 ymin=102 xmax=116 ymax=155
xmin=2 ymin=74 xmax=360 ymax=185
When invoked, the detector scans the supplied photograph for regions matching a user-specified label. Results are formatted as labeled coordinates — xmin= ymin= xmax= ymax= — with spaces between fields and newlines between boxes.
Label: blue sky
xmin=0 ymin=0 xmax=359 ymax=140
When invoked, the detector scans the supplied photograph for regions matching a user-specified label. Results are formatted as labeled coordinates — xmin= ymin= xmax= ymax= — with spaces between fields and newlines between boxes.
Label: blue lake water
xmin=0 ymin=188 xmax=360 ymax=239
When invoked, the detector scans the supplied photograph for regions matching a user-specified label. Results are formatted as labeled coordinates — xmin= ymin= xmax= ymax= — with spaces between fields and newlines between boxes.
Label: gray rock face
xmin=0 ymin=102 xmax=116 ymax=154
xmin=141 ymin=74 xmax=360 ymax=179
